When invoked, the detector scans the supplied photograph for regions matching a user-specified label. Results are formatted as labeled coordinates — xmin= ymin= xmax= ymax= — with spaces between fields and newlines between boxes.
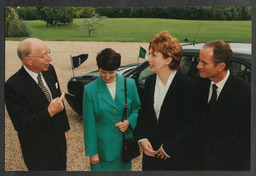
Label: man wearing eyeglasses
xmin=5 ymin=38 xmax=70 ymax=170
xmin=196 ymin=40 xmax=250 ymax=170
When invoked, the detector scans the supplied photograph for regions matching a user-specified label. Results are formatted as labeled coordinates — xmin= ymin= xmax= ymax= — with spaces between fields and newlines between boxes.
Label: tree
xmin=241 ymin=7 xmax=251 ymax=20
xmin=5 ymin=7 xmax=30 ymax=37
xmin=84 ymin=13 xmax=106 ymax=37
xmin=77 ymin=7 xmax=95 ymax=18
xmin=200 ymin=7 xmax=211 ymax=20
xmin=211 ymin=7 xmax=226 ymax=20
xmin=16 ymin=7 xmax=40 ymax=20
xmin=38 ymin=7 xmax=76 ymax=28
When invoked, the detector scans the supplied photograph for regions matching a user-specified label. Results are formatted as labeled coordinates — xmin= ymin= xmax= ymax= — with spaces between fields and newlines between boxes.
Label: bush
xmin=97 ymin=6 xmax=251 ymax=20
xmin=5 ymin=7 xmax=30 ymax=37
xmin=96 ymin=7 xmax=132 ymax=18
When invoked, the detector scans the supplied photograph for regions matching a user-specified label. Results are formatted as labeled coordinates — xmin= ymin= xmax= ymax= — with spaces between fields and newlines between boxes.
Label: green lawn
xmin=6 ymin=18 xmax=251 ymax=43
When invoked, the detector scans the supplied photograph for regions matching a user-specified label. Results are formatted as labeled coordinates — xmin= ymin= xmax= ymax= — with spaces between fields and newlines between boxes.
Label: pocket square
xmin=55 ymin=82 xmax=59 ymax=89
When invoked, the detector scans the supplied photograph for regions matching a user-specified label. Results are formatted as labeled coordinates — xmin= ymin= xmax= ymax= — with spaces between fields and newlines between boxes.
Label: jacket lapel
xmin=114 ymin=74 xmax=125 ymax=109
xmin=214 ymin=73 xmax=234 ymax=115
xmin=147 ymin=74 xmax=158 ymax=124
xmin=216 ymin=73 xmax=233 ymax=104
xmin=158 ymin=70 xmax=181 ymax=121
xmin=202 ymin=73 xmax=233 ymax=118
xmin=20 ymin=67 xmax=49 ymax=106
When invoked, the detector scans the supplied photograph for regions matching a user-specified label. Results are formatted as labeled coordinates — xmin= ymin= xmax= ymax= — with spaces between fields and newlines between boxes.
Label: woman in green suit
xmin=83 ymin=48 xmax=141 ymax=171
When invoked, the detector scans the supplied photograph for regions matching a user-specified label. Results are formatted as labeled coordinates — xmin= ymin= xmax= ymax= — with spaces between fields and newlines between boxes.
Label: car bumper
xmin=65 ymin=92 xmax=82 ymax=115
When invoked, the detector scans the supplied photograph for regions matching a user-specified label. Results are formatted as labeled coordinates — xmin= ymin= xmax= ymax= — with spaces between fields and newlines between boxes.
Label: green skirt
xmin=90 ymin=157 xmax=131 ymax=171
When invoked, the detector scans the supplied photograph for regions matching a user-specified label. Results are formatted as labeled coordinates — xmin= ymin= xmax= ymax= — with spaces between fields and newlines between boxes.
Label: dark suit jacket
xmin=197 ymin=73 xmax=251 ymax=170
xmin=136 ymin=70 xmax=201 ymax=170
xmin=5 ymin=64 xmax=70 ymax=170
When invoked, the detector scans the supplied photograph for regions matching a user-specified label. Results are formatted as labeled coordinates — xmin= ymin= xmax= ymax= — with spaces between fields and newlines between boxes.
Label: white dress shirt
xmin=208 ymin=70 xmax=230 ymax=103
xmin=106 ymin=82 xmax=117 ymax=100
xmin=23 ymin=65 xmax=52 ymax=99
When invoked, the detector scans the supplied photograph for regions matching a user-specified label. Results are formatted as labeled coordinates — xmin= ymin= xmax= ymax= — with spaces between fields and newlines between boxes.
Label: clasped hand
xmin=114 ymin=120 xmax=130 ymax=132
xmin=140 ymin=140 xmax=168 ymax=160
xmin=48 ymin=92 xmax=65 ymax=117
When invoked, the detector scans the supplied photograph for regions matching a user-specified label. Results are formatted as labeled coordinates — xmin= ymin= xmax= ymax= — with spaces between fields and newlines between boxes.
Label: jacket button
xmin=114 ymin=131 xmax=117 ymax=134
xmin=114 ymin=116 xmax=117 ymax=119
xmin=114 ymin=109 xmax=117 ymax=112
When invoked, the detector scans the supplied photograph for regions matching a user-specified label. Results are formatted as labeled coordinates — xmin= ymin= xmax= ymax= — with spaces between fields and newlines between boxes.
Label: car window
xmin=180 ymin=56 xmax=199 ymax=77
xmin=137 ymin=56 xmax=199 ymax=86
xmin=137 ymin=66 xmax=153 ymax=86
xmin=230 ymin=61 xmax=251 ymax=82
xmin=180 ymin=56 xmax=193 ymax=75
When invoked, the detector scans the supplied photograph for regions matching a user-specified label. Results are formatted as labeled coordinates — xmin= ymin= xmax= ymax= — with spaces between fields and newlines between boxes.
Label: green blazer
xmin=83 ymin=74 xmax=141 ymax=162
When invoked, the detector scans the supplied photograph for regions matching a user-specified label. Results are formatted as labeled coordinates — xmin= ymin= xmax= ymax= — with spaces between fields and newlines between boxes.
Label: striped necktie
xmin=37 ymin=73 xmax=51 ymax=102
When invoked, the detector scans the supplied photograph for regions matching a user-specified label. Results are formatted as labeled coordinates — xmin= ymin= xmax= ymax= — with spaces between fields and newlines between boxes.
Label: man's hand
xmin=156 ymin=147 xmax=168 ymax=160
xmin=140 ymin=140 xmax=157 ymax=157
xmin=90 ymin=154 xmax=99 ymax=165
xmin=114 ymin=120 xmax=130 ymax=132
xmin=48 ymin=92 xmax=65 ymax=117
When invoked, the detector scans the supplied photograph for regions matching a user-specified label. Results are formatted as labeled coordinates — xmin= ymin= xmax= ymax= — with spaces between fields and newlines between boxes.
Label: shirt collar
xmin=23 ymin=65 xmax=40 ymax=84
xmin=211 ymin=70 xmax=230 ymax=92
xmin=156 ymin=69 xmax=177 ymax=89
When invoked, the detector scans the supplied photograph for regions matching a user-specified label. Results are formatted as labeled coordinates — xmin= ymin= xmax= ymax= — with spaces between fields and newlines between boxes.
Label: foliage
xmin=16 ymin=7 xmax=40 ymax=20
xmin=37 ymin=7 xmax=77 ymax=28
xmin=13 ymin=7 xmax=251 ymax=22
xmin=96 ymin=7 xmax=251 ymax=20
xmin=5 ymin=7 xmax=30 ymax=37
xmin=84 ymin=13 xmax=106 ymax=37
xmin=77 ymin=7 xmax=95 ymax=18
xmin=96 ymin=7 xmax=131 ymax=18
xmin=16 ymin=7 xmax=96 ymax=19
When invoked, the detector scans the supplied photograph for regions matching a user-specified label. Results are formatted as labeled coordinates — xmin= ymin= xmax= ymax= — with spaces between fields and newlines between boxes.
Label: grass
xmin=6 ymin=18 xmax=251 ymax=43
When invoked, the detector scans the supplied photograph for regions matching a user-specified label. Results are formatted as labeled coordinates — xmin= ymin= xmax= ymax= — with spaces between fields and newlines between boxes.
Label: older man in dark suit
xmin=5 ymin=38 xmax=70 ymax=170
xmin=196 ymin=40 xmax=250 ymax=170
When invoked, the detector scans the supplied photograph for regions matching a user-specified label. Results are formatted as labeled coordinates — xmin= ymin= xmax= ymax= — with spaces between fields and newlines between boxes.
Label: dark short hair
xmin=149 ymin=31 xmax=183 ymax=70
xmin=96 ymin=48 xmax=121 ymax=71
xmin=203 ymin=40 xmax=233 ymax=70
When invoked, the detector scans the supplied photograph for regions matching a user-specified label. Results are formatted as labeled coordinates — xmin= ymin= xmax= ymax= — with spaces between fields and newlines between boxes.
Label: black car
xmin=65 ymin=43 xmax=251 ymax=115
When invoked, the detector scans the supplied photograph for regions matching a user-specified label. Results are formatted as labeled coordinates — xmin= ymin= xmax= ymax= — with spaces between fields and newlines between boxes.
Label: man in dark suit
xmin=5 ymin=38 xmax=70 ymax=170
xmin=196 ymin=40 xmax=250 ymax=170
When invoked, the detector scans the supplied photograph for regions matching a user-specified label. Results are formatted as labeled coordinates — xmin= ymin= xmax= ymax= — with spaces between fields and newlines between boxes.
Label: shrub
xmin=5 ymin=7 xmax=30 ymax=37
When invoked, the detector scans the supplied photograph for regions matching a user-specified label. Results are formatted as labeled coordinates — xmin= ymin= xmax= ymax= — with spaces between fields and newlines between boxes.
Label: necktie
xmin=37 ymin=73 xmax=51 ymax=102
xmin=208 ymin=84 xmax=217 ymax=110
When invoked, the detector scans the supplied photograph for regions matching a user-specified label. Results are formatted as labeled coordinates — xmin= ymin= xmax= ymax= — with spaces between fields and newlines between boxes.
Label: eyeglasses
xmin=27 ymin=49 xmax=51 ymax=60
xmin=197 ymin=58 xmax=216 ymax=66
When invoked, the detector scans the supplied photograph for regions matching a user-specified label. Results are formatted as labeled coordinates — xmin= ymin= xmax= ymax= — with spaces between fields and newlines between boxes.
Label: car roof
xmin=182 ymin=43 xmax=251 ymax=55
